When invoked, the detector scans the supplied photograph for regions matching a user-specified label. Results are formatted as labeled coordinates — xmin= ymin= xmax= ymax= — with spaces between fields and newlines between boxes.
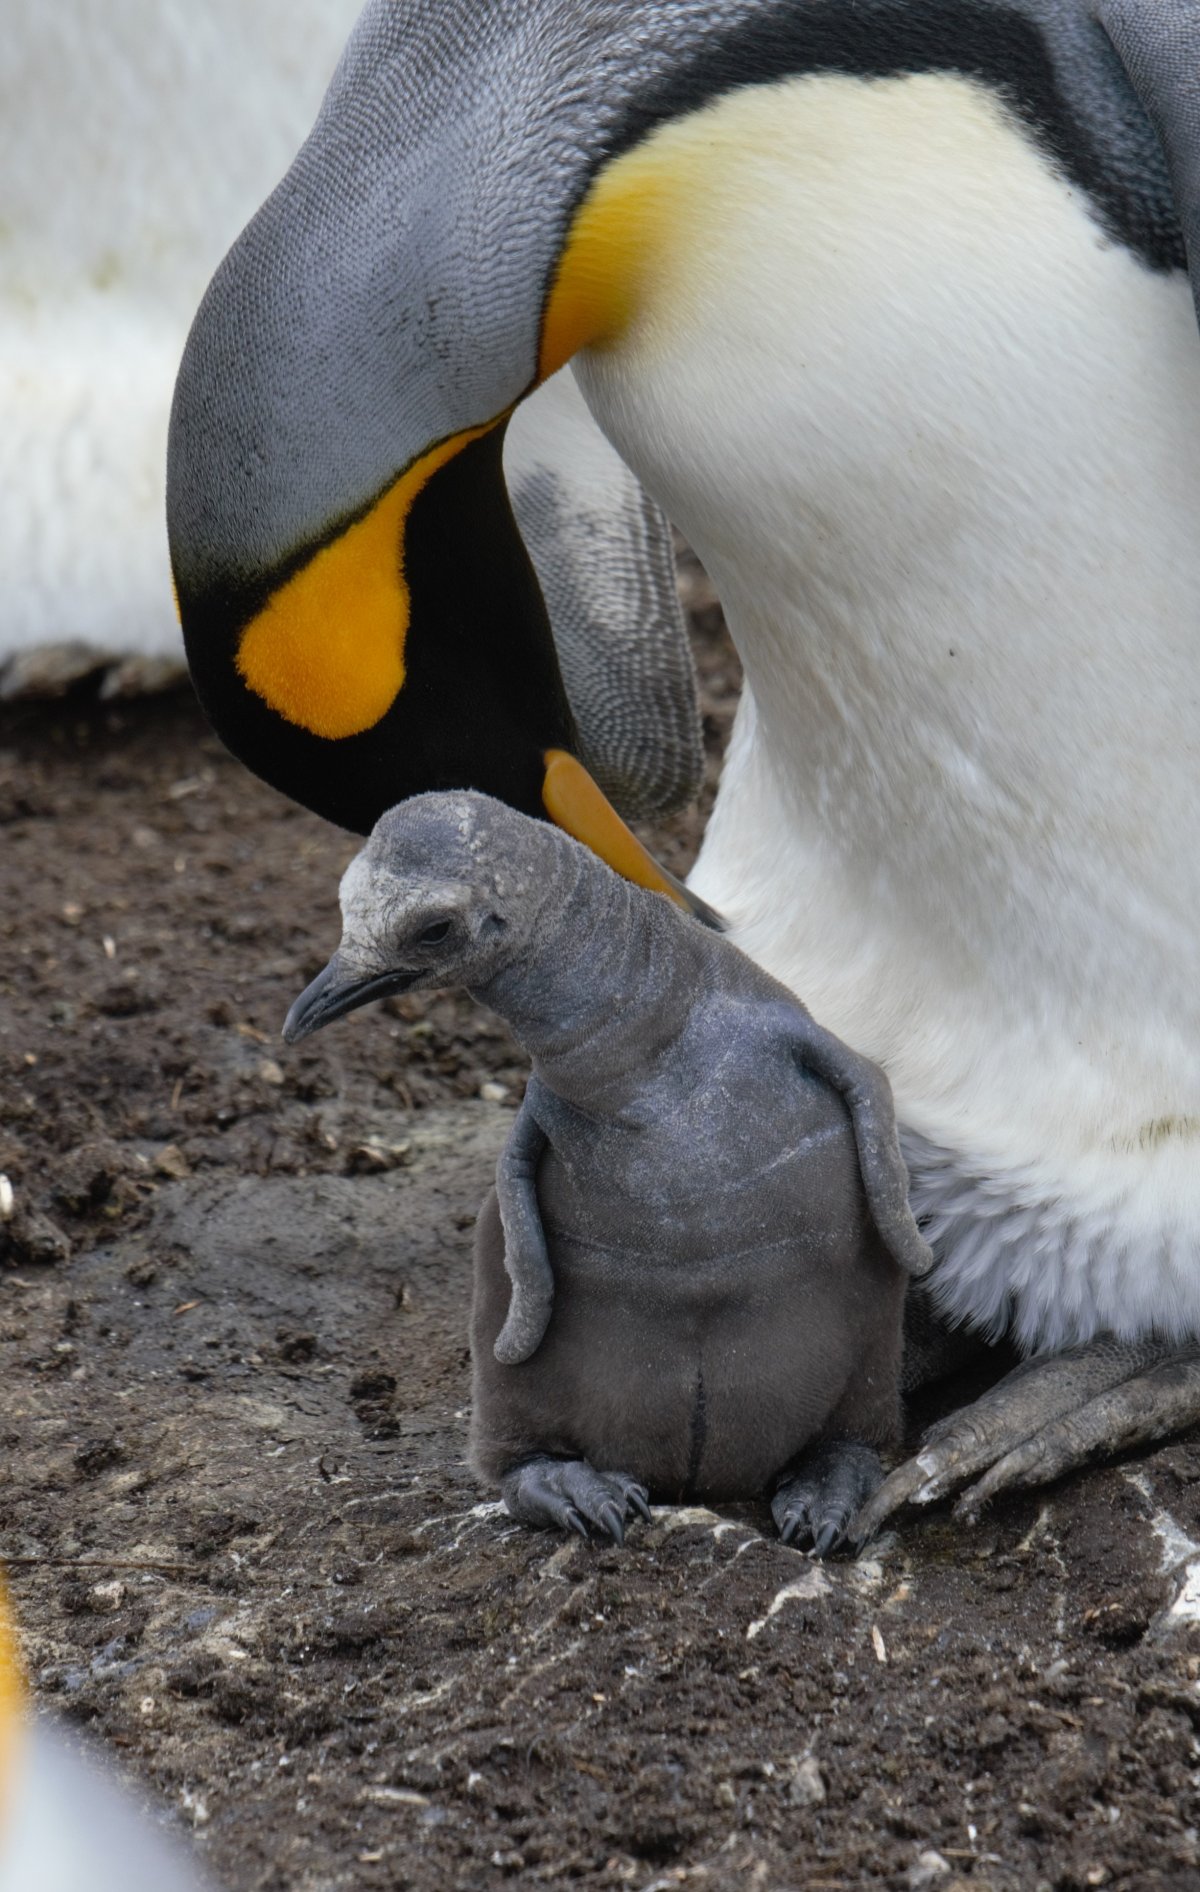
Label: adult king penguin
xmin=168 ymin=0 xmax=1200 ymax=1528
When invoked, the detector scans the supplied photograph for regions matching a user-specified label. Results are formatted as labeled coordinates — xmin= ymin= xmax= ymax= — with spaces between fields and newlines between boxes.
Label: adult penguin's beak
xmin=541 ymin=750 xmax=723 ymax=928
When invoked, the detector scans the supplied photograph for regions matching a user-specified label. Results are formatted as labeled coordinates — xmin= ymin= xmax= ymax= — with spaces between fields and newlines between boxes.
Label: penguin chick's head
xmin=282 ymin=792 xmax=555 ymax=1043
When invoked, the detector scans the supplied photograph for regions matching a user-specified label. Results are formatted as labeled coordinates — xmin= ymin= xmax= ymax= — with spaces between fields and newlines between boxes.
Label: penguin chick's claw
xmin=501 ymin=1456 xmax=651 ymax=1546
xmin=850 ymin=1336 xmax=1200 ymax=1543
xmin=772 ymin=1440 xmax=882 ymax=1558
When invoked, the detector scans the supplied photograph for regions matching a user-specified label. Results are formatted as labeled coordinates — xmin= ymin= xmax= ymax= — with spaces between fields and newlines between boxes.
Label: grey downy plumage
xmin=284 ymin=791 xmax=931 ymax=1552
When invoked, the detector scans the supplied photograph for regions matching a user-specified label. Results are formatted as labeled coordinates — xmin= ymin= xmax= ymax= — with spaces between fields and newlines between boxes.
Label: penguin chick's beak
xmin=282 ymin=957 xmax=419 ymax=1044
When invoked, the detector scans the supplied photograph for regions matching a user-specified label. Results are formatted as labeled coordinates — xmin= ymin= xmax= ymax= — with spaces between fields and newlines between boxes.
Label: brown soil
xmin=1 ymin=577 xmax=1199 ymax=1892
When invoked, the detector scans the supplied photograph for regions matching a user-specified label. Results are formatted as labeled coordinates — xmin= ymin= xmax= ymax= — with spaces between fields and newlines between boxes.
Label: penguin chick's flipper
xmin=504 ymin=369 xmax=703 ymax=824
xmin=778 ymin=1009 xmax=933 ymax=1279
xmin=501 ymin=1456 xmax=652 ymax=1546
xmin=851 ymin=1336 xmax=1200 ymax=1542
xmin=492 ymin=1096 xmax=553 ymax=1366
xmin=772 ymin=1441 xmax=883 ymax=1559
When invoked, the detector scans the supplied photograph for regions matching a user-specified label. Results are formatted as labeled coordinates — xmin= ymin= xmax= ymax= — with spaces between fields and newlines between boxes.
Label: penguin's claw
xmin=501 ymin=1456 xmax=651 ymax=1545
xmin=811 ymin=1520 xmax=842 ymax=1559
xmin=851 ymin=1337 xmax=1200 ymax=1543
xmin=951 ymin=1351 xmax=1200 ymax=1520
xmin=628 ymin=1487 xmax=653 ymax=1524
xmin=598 ymin=1502 xmax=624 ymax=1546
xmin=772 ymin=1440 xmax=882 ymax=1559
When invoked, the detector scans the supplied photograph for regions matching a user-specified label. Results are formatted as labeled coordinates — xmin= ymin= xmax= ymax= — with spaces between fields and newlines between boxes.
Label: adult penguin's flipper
xmin=504 ymin=369 xmax=704 ymax=825
xmin=1096 ymin=2 xmax=1200 ymax=310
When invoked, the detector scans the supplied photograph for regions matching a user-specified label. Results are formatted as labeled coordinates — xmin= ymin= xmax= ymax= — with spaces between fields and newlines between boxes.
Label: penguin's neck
xmin=476 ymin=865 xmax=699 ymax=1111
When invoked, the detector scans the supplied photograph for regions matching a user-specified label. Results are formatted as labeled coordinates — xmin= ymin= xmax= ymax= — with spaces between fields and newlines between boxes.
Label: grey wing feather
xmin=504 ymin=368 xmax=703 ymax=823
xmin=1096 ymin=1 xmax=1200 ymax=318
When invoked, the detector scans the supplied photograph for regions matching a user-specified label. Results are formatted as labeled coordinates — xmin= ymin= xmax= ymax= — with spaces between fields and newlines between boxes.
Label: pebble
xmin=180 ymin=1788 xmax=209 ymax=1828
xmin=345 ymin=1140 xmax=412 ymax=1175
xmin=786 ymin=1754 xmax=827 ymax=1808
xmin=361 ymin=1786 xmax=428 ymax=1808
xmin=5 ymin=1203 xmax=72 ymax=1264
xmin=907 ymin=1852 xmax=952 ymax=1890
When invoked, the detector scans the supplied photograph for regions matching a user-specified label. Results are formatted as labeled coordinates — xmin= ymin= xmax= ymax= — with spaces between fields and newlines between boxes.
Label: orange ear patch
xmin=236 ymin=422 xmax=497 ymax=740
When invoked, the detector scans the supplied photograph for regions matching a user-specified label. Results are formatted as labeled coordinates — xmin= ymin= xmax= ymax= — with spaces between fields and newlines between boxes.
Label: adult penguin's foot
xmin=851 ymin=1335 xmax=1200 ymax=1543
xmin=501 ymin=1455 xmax=651 ymax=1546
xmin=772 ymin=1440 xmax=883 ymax=1558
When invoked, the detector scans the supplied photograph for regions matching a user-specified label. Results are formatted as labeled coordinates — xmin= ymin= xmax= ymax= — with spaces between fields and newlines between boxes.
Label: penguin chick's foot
xmin=772 ymin=1440 xmax=882 ymax=1558
xmin=501 ymin=1455 xmax=652 ymax=1546
xmin=852 ymin=1335 xmax=1200 ymax=1542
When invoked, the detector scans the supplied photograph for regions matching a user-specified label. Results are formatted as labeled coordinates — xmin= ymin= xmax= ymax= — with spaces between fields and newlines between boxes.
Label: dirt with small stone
xmin=1 ymin=570 xmax=1198 ymax=1892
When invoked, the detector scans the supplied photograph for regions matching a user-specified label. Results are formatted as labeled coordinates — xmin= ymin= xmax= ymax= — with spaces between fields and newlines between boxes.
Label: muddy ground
xmin=1 ymin=575 xmax=1199 ymax=1892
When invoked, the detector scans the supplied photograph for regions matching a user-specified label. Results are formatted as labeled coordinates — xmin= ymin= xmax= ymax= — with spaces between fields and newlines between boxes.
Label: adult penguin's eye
xmin=416 ymin=920 xmax=453 ymax=947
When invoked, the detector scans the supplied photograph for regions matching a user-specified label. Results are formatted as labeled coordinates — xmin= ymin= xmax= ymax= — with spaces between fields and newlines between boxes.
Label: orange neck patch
xmin=236 ymin=421 xmax=498 ymax=740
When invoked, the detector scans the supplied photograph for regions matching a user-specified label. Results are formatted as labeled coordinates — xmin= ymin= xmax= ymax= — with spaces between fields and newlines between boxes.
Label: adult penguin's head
xmin=167 ymin=0 xmax=733 ymax=912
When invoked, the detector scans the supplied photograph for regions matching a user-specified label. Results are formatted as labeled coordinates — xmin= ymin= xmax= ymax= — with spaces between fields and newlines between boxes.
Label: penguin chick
xmin=284 ymin=791 xmax=931 ymax=1553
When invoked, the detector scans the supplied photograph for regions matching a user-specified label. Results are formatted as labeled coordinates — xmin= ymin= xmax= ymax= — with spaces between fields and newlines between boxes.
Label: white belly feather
xmin=575 ymin=70 xmax=1200 ymax=1350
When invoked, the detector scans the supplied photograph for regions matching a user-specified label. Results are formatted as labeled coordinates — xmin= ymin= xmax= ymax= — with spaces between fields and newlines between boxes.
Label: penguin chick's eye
xmin=415 ymin=920 xmax=453 ymax=948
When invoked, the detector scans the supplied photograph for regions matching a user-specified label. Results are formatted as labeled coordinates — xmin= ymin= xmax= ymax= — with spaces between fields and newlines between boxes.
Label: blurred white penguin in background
xmin=0 ymin=1 xmax=357 ymax=695
xmin=0 ymin=1586 xmax=217 ymax=1892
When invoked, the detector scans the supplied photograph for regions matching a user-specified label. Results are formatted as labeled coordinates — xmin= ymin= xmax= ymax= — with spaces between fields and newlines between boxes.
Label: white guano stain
xmin=1126 ymin=1471 xmax=1200 ymax=1628
xmin=746 ymin=1566 xmax=829 ymax=1641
